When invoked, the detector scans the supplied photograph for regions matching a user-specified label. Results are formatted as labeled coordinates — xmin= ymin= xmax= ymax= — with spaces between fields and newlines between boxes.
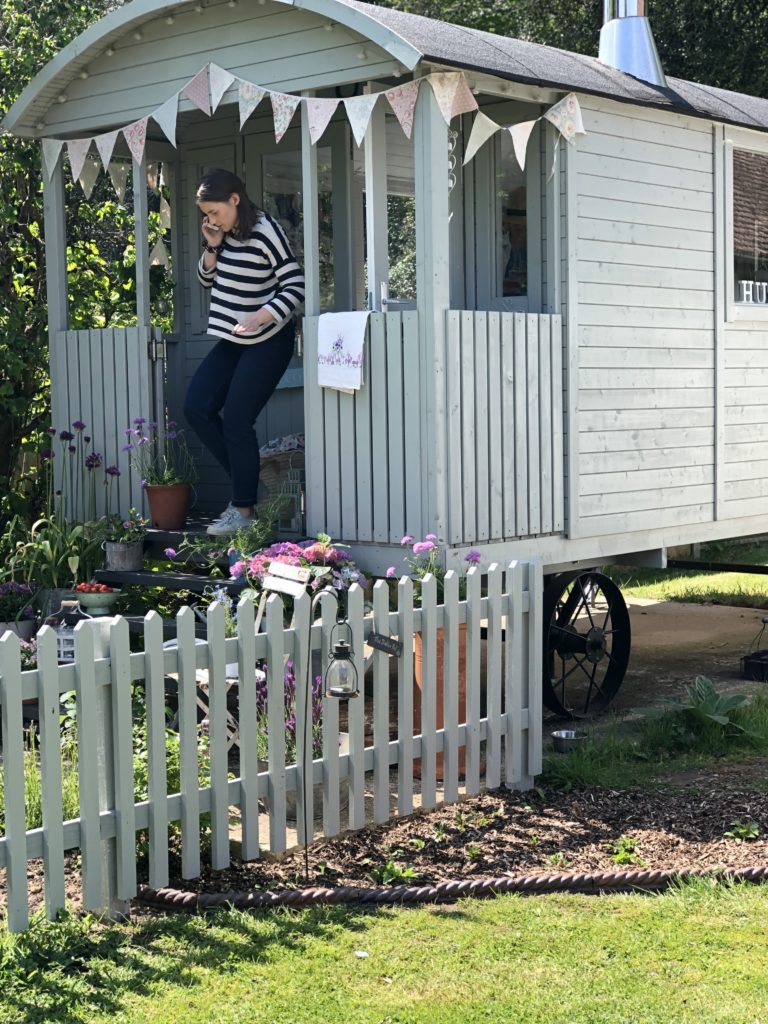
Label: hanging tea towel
xmin=317 ymin=311 xmax=370 ymax=392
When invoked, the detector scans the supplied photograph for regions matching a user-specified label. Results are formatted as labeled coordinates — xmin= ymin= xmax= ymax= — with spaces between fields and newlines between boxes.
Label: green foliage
xmin=608 ymin=835 xmax=646 ymax=866
xmin=724 ymin=819 xmax=760 ymax=843
xmin=367 ymin=859 xmax=419 ymax=885
xmin=639 ymin=676 xmax=753 ymax=739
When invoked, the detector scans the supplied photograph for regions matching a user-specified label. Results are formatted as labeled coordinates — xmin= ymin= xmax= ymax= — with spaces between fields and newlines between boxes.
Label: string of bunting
xmin=464 ymin=92 xmax=585 ymax=171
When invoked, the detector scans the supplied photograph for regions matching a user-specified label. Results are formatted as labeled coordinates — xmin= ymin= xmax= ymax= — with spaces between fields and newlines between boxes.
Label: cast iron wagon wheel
xmin=542 ymin=570 xmax=631 ymax=718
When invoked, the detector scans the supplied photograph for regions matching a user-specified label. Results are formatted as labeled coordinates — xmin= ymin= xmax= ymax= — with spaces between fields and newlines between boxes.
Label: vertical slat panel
xmin=89 ymin=329 xmax=108 ymax=517
xmin=74 ymin=623 xmax=103 ymax=911
xmin=551 ymin=315 xmax=565 ymax=532
xmin=501 ymin=315 xmax=516 ymax=539
xmin=100 ymin=329 xmax=119 ymax=507
xmin=339 ymin=392 xmax=357 ymax=541
xmin=464 ymin=567 xmax=482 ymax=796
xmin=144 ymin=611 xmax=169 ymax=889
xmin=397 ymin=576 xmax=415 ymax=816
xmin=445 ymin=311 xmax=463 ymax=544
xmin=504 ymin=562 xmax=526 ymax=789
xmin=527 ymin=562 xmax=544 ymax=778
xmin=527 ymin=315 xmax=541 ymax=535
xmin=487 ymin=313 xmax=504 ymax=541
xmin=321 ymin=592 xmax=342 ymax=838
xmin=112 ymin=329 xmax=133 ymax=512
xmin=266 ymin=594 xmax=287 ymax=853
xmin=236 ymin=596 xmax=260 ymax=861
xmin=206 ymin=602 xmax=230 ymax=870
xmin=372 ymin=581 xmax=390 ymax=823
xmin=37 ymin=627 xmax=66 ymax=918
xmin=291 ymin=592 xmax=314 ymax=846
xmin=460 ymin=311 xmax=476 ymax=543
xmin=110 ymin=617 xmax=137 ymax=899
xmin=354 ymin=328 xmax=373 ymax=541
xmin=474 ymin=313 xmax=490 ymax=543
xmin=386 ymin=314 xmax=406 ymax=543
xmin=303 ymin=318 xmax=327 ymax=536
xmin=347 ymin=584 xmax=366 ymax=831
xmin=402 ymin=312 xmax=422 ymax=535
xmin=514 ymin=314 xmax=529 ymax=537
xmin=322 ymin=389 xmax=342 ymax=538
xmin=485 ymin=564 xmax=503 ymax=789
xmin=442 ymin=571 xmax=460 ymax=804
xmin=176 ymin=606 xmax=201 ymax=879
xmin=0 ymin=634 xmax=29 ymax=932
xmin=370 ymin=314 xmax=389 ymax=543
xmin=419 ymin=574 xmax=438 ymax=810
xmin=538 ymin=316 xmax=553 ymax=534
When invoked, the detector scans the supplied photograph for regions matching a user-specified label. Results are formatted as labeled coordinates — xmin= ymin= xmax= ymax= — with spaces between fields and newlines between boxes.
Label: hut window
xmin=733 ymin=149 xmax=768 ymax=305
xmin=496 ymin=130 xmax=528 ymax=298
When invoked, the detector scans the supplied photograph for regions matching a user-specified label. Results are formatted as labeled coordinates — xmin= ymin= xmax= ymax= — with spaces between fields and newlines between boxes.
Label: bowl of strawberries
xmin=74 ymin=581 xmax=122 ymax=616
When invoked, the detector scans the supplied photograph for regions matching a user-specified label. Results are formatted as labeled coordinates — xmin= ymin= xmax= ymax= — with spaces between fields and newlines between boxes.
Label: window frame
xmin=724 ymin=125 xmax=768 ymax=324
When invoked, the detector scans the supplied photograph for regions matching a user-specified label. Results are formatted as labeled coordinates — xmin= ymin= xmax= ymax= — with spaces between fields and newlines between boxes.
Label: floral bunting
xmin=182 ymin=67 xmax=211 ymax=116
xmin=271 ymin=92 xmax=301 ymax=143
xmin=108 ymin=160 xmax=130 ymax=203
xmin=542 ymin=92 xmax=585 ymax=144
xmin=508 ymin=119 xmax=537 ymax=171
xmin=152 ymin=93 xmax=179 ymax=147
xmin=122 ymin=117 xmax=148 ymax=164
xmin=78 ymin=155 xmax=101 ymax=199
xmin=42 ymin=138 xmax=64 ymax=180
xmin=239 ymin=81 xmax=266 ymax=129
xmin=94 ymin=129 xmax=119 ymax=170
xmin=462 ymin=93 xmax=587 ymax=166
xmin=463 ymin=110 xmax=501 ymax=165
xmin=429 ymin=71 xmax=463 ymax=125
xmin=343 ymin=93 xmax=379 ymax=147
xmin=306 ymin=97 xmax=339 ymax=144
xmin=386 ymin=80 xmax=419 ymax=139
xmin=451 ymin=74 xmax=478 ymax=118
xmin=149 ymin=238 xmax=170 ymax=268
xmin=67 ymin=138 xmax=92 ymax=182
xmin=209 ymin=63 xmax=235 ymax=113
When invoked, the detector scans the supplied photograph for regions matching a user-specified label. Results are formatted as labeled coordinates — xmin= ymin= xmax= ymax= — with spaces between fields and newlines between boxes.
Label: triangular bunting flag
xmin=463 ymin=111 xmax=502 ymax=165
xmin=542 ymin=92 xmax=585 ymax=144
xmin=159 ymin=196 xmax=172 ymax=229
xmin=78 ymin=155 xmax=101 ymax=200
xmin=451 ymin=74 xmax=478 ymax=118
xmin=122 ymin=117 xmax=148 ymax=164
xmin=67 ymin=138 xmax=92 ymax=182
xmin=42 ymin=138 xmax=64 ymax=180
xmin=306 ymin=97 xmax=339 ymax=144
xmin=343 ymin=93 xmax=379 ymax=147
xmin=209 ymin=63 xmax=235 ymax=113
xmin=150 ymin=238 xmax=170 ymax=268
xmin=428 ymin=71 xmax=462 ymax=125
xmin=239 ymin=81 xmax=266 ymax=128
xmin=109 ymin=161 xmax=130 ymax=202
xmin=385 ymin=80 xmax=420 ymax=140
xmin=508 ymin=119 xmax=538 ymax=171
xmin=152 ymin=93 xmax=179 ymax=147
xmin=271 ymin=91 xmax=301 ymax=143
xmin=94 ymin=129 xmax=119 ymax=170
xmin=182 ymin=66 xmax=211 ymax=116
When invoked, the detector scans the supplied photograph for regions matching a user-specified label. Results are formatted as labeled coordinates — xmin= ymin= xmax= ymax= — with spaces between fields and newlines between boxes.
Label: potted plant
xmin=104 ymin=508 xmax=148 ymax=571
xmin=0 ymin=581 xmax=38 ymax=640
xmin=123 ymin=417 xmax=197 ymax=529
xmin=387 ymin=535 xmax=482 ymax=779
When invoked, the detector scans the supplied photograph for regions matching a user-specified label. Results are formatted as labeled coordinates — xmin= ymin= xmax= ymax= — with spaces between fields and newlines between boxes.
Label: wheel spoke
xmin=578 ymin=577 xmax=597 ymax=630
xmin=582 ymin=662 xmax=599 ymax=715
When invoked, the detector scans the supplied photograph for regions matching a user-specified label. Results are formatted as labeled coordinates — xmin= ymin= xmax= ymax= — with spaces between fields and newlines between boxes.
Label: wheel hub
xmin=584 ymin=626 xmax=607 ymax=664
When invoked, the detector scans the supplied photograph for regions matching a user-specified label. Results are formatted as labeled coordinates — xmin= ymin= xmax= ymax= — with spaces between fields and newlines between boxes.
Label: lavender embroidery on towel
xmin=318 ymin=334 xmax=363 ymax=368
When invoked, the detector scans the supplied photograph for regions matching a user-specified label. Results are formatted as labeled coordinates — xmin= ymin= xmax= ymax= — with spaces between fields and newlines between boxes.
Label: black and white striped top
xmin=197 ymin=213 xmax=305 ymax=345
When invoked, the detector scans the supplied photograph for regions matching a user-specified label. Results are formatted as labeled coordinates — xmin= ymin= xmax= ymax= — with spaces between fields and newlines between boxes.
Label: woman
xmin=184 ymin=169 xmax=305 ymax=536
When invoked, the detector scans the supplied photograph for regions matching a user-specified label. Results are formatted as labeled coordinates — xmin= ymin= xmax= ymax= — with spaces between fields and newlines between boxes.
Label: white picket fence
xmin=0 ymin=562 xmax=542 ymax=933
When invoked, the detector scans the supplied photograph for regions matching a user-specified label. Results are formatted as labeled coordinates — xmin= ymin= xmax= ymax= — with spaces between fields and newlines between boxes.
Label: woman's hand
xmin=201 ymin=215 xmax=224 ymax=248
xmin=232 ymin=308 xmax=278 ymax=336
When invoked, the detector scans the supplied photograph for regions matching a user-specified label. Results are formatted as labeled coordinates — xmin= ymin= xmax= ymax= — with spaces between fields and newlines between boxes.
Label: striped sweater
xmin=197 ymin=213 xmax=305 ymax=344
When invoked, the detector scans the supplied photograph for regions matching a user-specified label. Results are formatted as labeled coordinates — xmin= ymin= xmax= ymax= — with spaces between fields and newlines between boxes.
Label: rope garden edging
xmin=136 ymin=866 xmax=768 ymax=913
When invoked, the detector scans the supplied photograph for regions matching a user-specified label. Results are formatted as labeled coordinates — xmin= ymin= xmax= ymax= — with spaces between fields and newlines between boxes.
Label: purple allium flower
xmin=55 ymin=489 xmax=62 ymax=496
xmin=72 ymin=420 xmax=86 ymax=431
xmin=412 ymin=540 xmax=437 ymax=555
xmin=465 ymin=549 xmax=482 ymax=565
xmin=385 ymin=566 xmax=396 ymax=578
xmin=121 ymin=444 xmax=133 ymax=452
xmin=124 ymin=428 xmax=133 ymax=438
xmin=165 ymin=430 xmax=177 ymax=440
xmin=400 ymin=535 xmax=413 ymax=546
xmin=84 ymin=436 xmax=91 ymax=443
xmin=47 ymin=427 xmax=56 ymax=436
xmin=105 ymin=465 xmax=121 ymax=477
xmin=59 ymin=430 xmax=74 ymax=442
xmin=39 ymin=447 xmax=53 ymax=460
xmin=425 ymin=533 xmax=438 ymax=542
xmin=133 ymin=417 xmax=146 ymax=425
xmin=164 ymin=548 xmax=177 ymax=559
xmin=85 ymin=452 xmax=102 ymax=470
xmin=68 ymin=445 xmax=76 ymax=454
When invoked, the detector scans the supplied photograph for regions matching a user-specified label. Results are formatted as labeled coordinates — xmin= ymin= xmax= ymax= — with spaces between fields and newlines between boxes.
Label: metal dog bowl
xmin=551 ymin=729 xmax=587 ymax=754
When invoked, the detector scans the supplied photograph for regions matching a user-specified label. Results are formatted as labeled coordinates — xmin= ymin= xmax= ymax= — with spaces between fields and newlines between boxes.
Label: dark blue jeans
xmin=184 ymin=321 xmax=295 ymax=507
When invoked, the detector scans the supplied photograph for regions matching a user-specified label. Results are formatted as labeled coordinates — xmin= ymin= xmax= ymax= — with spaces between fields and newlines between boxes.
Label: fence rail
xmin=0 ymin=562 xmax=542 ymax=933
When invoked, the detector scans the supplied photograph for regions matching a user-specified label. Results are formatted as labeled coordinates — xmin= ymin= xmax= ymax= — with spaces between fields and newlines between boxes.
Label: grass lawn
xmin=2 ymin=881 xmax=768 ymax=1024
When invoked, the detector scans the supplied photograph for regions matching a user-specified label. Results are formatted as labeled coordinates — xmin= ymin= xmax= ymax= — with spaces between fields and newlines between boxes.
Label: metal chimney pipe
xmin=599 ymin=0 xmax=667 ymax=87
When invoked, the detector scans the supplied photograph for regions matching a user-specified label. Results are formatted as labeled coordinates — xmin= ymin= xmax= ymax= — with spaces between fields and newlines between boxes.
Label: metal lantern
xmin=324 ymin=621 xmax=359 ymax=699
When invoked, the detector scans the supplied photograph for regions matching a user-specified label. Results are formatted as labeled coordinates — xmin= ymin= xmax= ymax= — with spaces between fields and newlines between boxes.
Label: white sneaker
xmin=206 ymin=504 xmax=254 ymax=536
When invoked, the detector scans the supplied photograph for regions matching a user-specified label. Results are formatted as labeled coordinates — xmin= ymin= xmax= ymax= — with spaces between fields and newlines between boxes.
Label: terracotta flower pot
xmin=144 ymin=483 xmax=192 ymax=530
xmin=413 ymin=623 xmax=468 ymax=780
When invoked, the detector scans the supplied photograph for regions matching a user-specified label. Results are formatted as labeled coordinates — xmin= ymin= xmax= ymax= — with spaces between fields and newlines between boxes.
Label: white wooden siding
xmin=722 ymin=328 xmax=768 ymax=519
xmin=575 ymin=97 xmax=716 ymax=535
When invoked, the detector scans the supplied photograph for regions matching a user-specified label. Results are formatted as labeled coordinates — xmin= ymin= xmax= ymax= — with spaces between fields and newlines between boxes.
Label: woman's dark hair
xmin=196 ymin=168 xmax=263 ymax=239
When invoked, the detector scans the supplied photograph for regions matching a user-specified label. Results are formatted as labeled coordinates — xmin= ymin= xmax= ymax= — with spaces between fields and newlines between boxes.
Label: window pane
xmin=496 ymin=132 xmax=527 ymax=298
xmin=733 ymin=149 xmax=768 ymax=303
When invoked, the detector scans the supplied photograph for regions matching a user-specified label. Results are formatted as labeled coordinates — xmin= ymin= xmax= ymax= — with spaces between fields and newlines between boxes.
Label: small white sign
xmin=267 ymin=562 xmax=311 ymax=584
xmin=262 ymin=574 xmax=308 ymax=599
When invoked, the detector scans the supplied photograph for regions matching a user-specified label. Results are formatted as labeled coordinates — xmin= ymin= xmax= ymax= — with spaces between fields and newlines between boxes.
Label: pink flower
xmin=230 ymin=560 xmax=247 ymax=578
xmin=412 ymin=540 xmax=437 ymax=555
xmin=164 ymin=547 xmax=176 ymax=559
xmin=385 ymin=566 xmax=396 ymax=578
xmin=465 ymin=549 xmax=482 ymax=565
xmin=400 ymin=535 xmax=413 ymax=546
xmin=425 ymin=533 xmax=437 ymax=542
